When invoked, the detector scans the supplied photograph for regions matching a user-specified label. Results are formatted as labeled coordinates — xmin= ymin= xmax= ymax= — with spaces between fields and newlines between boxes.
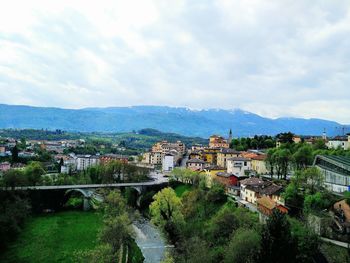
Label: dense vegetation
xmin=231 ymin=135 xmax=275 ymax=151
xmin=0 ymin=128 xmax=207 ymax=152
xmin=265 ymin=139 xmax=350 ymax=179
xmin=149 ymin=178 xmax=321 ymax=263
xmin=0 ymin=191 xmax=30 ymax=251
xmin=0 ymin=160 xmax=150 ymax=188
xmin=75 ymin=191 xmax=143 ymax=263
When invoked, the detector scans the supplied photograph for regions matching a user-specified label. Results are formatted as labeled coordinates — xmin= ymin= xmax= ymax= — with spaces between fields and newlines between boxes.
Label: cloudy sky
xmin=0 ymin=0 xmax=349 ymax=123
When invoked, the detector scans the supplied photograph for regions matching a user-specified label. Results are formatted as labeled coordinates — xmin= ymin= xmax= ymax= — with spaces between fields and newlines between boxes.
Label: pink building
xmin=0 ymin=162 xmax=11 ymax=172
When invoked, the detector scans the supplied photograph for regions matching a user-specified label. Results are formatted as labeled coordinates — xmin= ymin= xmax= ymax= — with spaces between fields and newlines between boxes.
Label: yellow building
xmin=217 ymin=149 xmax=241 ymax=168
xmin=251 ymin=155 xmax=268 ymax=175
xmin=201 ymin=168 xmax=226 ymax=188
xmin=202 ymin=151 xmax=217 ymax=164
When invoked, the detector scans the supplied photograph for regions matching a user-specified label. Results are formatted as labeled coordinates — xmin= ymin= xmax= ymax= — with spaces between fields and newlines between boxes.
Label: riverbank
xmin=133 ymin=218 xmax=169 ymax=263
xmin=0 ymin=211 xmax=102 ymax=263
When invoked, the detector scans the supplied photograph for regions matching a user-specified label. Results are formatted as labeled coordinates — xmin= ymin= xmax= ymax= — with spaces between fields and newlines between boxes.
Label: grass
xmin=320 ymin=243 xmax=350 ymax=263
xmin=0 ymin=210 xmax=102 ymax=263
xmin=174 ymin=184 xmax=193 ymax=197
xmin=128 ymin=239 xmax=144 ymax=263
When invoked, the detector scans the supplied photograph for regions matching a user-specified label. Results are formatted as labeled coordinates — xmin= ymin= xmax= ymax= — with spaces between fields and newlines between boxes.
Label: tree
xmin=260 ymin=209 xmax=297 ymax=263
xmin=99 ymin=213 xmax=134 ymax=253
xmin=303 ymin=191 xmax=334 ymax=214
xmin=345 ymin=191 xmax=350 ymax=206
xmin=0 ymin=192 xmax=31 ymax=249
xmin=2 ymin=169 xmax=27 ymax=188
xmin=301 ymin=167 xmax=323 ymax=194
xmin=276 ymin=132 xmax=295 ymax=144
xmin=178 ymin=237 xmax=213 ymax=263
xmin=283 ymin=179 xmax=304 ymax=210
xmin=150 ymin=187 xmax=184 ymax=242
xmin=207 ymin=206 xmax=239 ymax=244
xmin=97 ymin=191 xmax=134 ymax=260
xmin=11 ymin=145 xmax=19 ymax=163
xmin=24 ymin=162 xmax=45 ymax=186
xmin=224 ymin=228 xmax=261 ymax=263
xmin=293 ymin=145 xmax=313 ymax=170
xmin=289 ymin=218 xmax=320 ymax=263
xmin=313 ymin=139 xmax=327 ymax=150
xmin=266 ymin=148 xmax=277 ymax=177
xmin=273 ymin=148 xmax=292 ymax=179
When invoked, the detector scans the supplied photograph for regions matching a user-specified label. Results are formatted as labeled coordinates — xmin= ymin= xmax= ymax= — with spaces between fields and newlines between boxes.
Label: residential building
xmin=227 ymin=157 xmax=252 ymax=177
xmin=213 ymin=172 xmax=248 ymax=196
xmin=217 ymin=149 xmax=241 ymax=168
xmin=100 ymin=154 xmax=128 ymax=164
xmin=201 ymin=151 xmax=217 ymax=165
xmin=240 ymin=177 xmax=283 ymax=205
xmin=251 ymin=155 xmax=268 ymax=175
xmin=152 ymin=140 xmax=186 ymax=155
xmin=189 ymin=151 xmax=202 ymax=160
xmin=240 ymin=177 xmax=267 ymax=204
xmin=0 ymin=146 xmax=5 ymax=154
xmin=292 ymin=136 xmax=302 ymax=144
xmin=186 ymin=158 xmax=206 ymax=171
xmin=76 ymin=155 xmax=100 ymax=171
xmin=257 ymin=196 xmax=288 ymax=222
xmin=191 ymin=144 xmax=205 ymax=151
xmin=209 ymin=135 xmax=229 ymax=149
xmin=327 ymin=135 xmax=350 ymax=150
xmin=314 ymin=155 xmax=350 ymax=193
xmin=142 ymin=151 xmax=163 ymax=165
xmin=162 ymin=154 xmax=175 ymax=172
xmin=0 ymin=162 xmax=11 ymax=173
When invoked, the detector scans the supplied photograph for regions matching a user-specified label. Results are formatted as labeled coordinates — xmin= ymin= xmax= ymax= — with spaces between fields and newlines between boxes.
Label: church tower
xmin=322 ymin=128 xmax=327 ymax=141
xmin=228 ymin=129 xmax=232 ymax=143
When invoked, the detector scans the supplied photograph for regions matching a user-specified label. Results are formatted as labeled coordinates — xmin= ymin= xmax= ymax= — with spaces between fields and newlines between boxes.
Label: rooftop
xmin=220 ymin=148 xmax=241 ymax=154
xmin=227 ymin=157 xmax=251 ymax=162
xmin=187 ymin=158 xmax=205 ymax=164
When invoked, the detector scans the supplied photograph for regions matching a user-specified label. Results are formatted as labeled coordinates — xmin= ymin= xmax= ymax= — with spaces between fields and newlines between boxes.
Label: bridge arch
xmin=64 ymin=189 xmax=94 ymax=211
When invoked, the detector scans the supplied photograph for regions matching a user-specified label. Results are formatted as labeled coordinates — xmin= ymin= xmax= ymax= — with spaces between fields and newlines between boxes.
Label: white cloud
xmin=0 ymin=0 xmax=349 ymax=123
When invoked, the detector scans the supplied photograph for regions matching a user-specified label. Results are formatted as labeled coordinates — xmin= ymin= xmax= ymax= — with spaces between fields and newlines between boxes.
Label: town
xmin=1 ymin=128 xmax=350 ymax=262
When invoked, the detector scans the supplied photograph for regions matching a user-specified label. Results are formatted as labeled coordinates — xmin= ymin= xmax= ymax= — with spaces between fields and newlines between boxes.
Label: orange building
xmin=209 ymin=135 xmax=229 ymax=149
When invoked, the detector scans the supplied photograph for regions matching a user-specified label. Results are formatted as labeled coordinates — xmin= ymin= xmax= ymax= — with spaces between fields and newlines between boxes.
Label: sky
xmin=0 ymin=0 xmax=349 ymax=123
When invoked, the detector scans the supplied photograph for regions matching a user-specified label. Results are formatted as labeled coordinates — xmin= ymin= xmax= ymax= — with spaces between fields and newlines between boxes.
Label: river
xmin=133 ymin=217 xmax=169 ymax=263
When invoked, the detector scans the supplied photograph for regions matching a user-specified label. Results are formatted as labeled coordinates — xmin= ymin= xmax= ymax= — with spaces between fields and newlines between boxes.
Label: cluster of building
xmin=57 ymin=153 xmax=129 ymax=173
xmin=186 ymin=133 xmax=269 ymax=176
xmin=26 ymin=139 xmax=86 ymax=153
xmin=183 ymin=132 xmax=288 ymax=219
xmin=279 ymin=133 xmax=350 ymax=151
xmin=141 ymin=140 xmax=186 ymax=172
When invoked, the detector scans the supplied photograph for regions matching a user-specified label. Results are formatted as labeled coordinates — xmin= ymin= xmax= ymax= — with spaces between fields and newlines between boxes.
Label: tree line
xmin=0 ymin=160 xmax=150 ymax=188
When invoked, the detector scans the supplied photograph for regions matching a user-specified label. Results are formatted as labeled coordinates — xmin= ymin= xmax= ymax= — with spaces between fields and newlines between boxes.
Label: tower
xmin=228 ymin=129 xmax=232 ymax=143
xmin=322 ymin=128 xmax=327 ymax=141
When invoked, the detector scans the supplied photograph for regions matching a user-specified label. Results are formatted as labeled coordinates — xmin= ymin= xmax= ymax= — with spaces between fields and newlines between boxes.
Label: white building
xmin=162 ymin=154 xmax=175 ymax=172
xmin=186 ymin=158 xmax=206 ymax=171
xmin=327 ymin=135 xmax=350 ymax=150
xmin=227 ymin=157 xmax=252 ymax=177
xmin=76 ymin=155 xmax=100 ymax=171
xmin=314 ymin=155 xmax=350 ymax=193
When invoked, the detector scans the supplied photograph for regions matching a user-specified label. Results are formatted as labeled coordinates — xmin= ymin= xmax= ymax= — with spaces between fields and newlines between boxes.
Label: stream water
xmin=133 ymin=217 xmax=169 ymax=263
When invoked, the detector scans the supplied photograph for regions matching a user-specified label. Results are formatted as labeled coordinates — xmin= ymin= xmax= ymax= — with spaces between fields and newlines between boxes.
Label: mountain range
xmin=0 ymin=104 xmax=347 ymax=138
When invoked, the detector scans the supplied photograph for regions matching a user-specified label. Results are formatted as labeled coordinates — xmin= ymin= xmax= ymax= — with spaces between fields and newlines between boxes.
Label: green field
xmin=0 ymin=211 xmax=102 ymax=263
xmin=174 ymin=184 xmax=193 ymax=197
